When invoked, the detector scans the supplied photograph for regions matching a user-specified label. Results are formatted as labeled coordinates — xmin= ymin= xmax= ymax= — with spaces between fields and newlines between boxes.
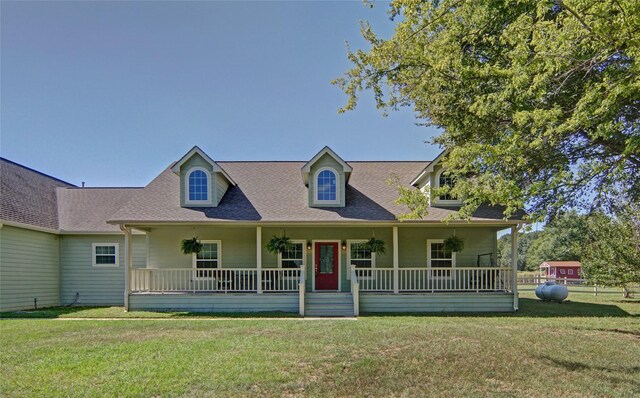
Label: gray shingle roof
xmin=108 ymin=161 xmax=515 ymax=224
xmin=57 ymin=188 xmax=143 ymax=232
xmin=0 ymin=158 xmax=75 ymax=230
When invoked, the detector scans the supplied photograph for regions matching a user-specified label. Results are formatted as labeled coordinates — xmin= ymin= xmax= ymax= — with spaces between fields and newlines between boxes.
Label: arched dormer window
xmin=186 ymin=167 xmax=211 ymax=204
xmin=315 ymin=168 xmax=339 ymax=203
xmin=436 ymin=169 xmax=456 ymax=201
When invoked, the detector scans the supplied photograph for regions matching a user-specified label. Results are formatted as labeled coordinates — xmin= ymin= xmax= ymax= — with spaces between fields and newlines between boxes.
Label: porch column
xmin=511 ymin=225 xmax=519 ymax=311
xmin=256 ymin=226 xmax=262 ymax=294
xmin=393 ymin=226 xmax=399 ymax=294
xmin=120 ymin=225 xmax=132 ymax=311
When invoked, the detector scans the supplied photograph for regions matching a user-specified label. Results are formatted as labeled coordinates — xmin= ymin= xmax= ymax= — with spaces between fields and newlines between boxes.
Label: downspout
xmin=119 ymin=224 xmax=132 ymax=311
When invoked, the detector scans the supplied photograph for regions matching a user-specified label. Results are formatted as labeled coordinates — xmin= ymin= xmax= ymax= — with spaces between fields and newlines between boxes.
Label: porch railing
xmin=131 ymin=268 xmax=303 ymax=293
xmin=354 ymin=267 xmax=513 ymax=292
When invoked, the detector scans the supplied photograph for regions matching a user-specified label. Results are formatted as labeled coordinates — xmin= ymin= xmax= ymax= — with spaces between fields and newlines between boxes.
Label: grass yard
xmin=1 ymin=293 xmax=638 ymax=397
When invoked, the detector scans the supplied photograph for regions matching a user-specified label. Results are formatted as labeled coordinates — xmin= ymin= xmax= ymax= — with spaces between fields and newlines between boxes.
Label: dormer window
xmin=438 ymin=172 xmax=455 ymax=200
xmin=302 ymin=146 xmax=351 ymax=208
xmin=317 ymin=169 xmax=337 ymax=201
xmin=315 ymin=168 xmax=339 ymax=204
xmin=185 ymin=167 xmax=211 ymax=204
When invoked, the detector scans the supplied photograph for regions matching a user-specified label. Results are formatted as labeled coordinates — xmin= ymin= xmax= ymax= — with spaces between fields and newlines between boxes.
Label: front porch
xmin=120 ymin=224 xmax=521 ymax=315
xmin=127 ymin=265 xmax=514 ymax=315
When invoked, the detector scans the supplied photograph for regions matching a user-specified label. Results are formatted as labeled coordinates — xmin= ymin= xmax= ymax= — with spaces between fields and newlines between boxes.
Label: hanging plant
xmin=181 ymin=237 xmax=203 ymax=255
xmin=266 ymin=234 xmax=293 ymax=254
xmin=443 ymin=235 xmax=465 ymax=255
xmin=365 ymin=237 xmax=386 ymax=256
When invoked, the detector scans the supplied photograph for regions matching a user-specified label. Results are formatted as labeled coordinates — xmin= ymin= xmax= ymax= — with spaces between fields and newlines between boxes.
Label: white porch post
xmin=120 ymin=225 xmax=132 ymax=311
xmin=393 ymin=226 xmax=399 ymax=294
xmin=256 ymin=226 xmax=262 ymax=294
xmin=511 ymin=225 xmax=519 ymax=311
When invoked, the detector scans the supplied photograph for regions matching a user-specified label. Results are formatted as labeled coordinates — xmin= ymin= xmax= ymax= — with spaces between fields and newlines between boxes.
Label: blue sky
xmin=1 ymin=1 xmax=442 ymax=187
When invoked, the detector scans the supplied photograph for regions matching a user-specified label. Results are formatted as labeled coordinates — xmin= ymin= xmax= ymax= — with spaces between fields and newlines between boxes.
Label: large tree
xmin=335 ymin=0 xmax=640 ymax=221
xmin=582 ymin=203 xmax=640 ymax=297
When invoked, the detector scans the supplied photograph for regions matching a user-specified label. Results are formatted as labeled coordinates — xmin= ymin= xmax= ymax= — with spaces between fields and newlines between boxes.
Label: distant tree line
xmin=498 ymin=205 xmax=640 ymax=295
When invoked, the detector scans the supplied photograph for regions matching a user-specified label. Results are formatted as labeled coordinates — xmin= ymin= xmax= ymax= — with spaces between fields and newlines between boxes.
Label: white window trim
xmin=277 ymin=239 xmax=306 ymax=269
xmin=192 ymin=240 xmax=221 ymax=278
xmin=433 ymin=168 xmax=461 ymax=206
xmin=427 ymin=239 xmax=456 ymax=279
xmin=92 ymin=243 xmax=119 ymax=267
xmin=184 ymin=167 xmax=212 ymax=205
xmin=346 ymin=239 xmax=376 ymax=280
xmin=313 ymin=167 xmax=340 ymax=205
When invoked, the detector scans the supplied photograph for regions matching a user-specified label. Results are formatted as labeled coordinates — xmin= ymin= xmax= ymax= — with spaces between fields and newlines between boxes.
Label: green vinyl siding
xmin=0 ymin=226 xmax=60 ymax=312
xmin=398 ymin=226 xmax=500 ymax=267
xmin=60 ymin=235 xmax=146 ymax=306
xmin=216 ymin=173 xmax=229 ymax=204
xmin=147 ymin=226 xmax=256 ymax=269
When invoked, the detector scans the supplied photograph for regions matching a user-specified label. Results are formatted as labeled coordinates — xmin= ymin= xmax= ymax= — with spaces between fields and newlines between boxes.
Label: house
xmin=0 ymin=146 xmax=524 ymax=316
xmin=539 ymin=261 xmax=582 ymax=280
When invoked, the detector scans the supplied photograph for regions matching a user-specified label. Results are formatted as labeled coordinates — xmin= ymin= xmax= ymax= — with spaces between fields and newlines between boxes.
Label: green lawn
xmin=1 ymin=293 xmax=638 ymax=397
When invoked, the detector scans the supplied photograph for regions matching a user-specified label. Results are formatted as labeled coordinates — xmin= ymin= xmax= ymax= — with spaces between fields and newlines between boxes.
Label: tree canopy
xmin=497 ymin=211 xmax=586 ymax=270
xmin=582 ymin=203 xmax=640 ymax=295
xmin=335 ymin=0 xmax=640 ymax=221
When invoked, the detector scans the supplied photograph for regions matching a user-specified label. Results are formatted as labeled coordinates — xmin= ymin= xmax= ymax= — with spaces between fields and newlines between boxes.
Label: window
xmin=186 ymin=167 xmax=210 ymax=203
xmin=427 ymin=240 xmax=456 ymax=277
xmin=437 ymin=171 xmax=455 ymax=201
xmin=92 ymin=243 xmax=118 ymax=267
xmin=347 ymin=241 xmax=374 ymax=279
xmin=193 ymin=241 xmax=220 ymax=278
xmin=559 ymin=269 xmax=566 ymax=275
xmin=348 ymin=241 xmax=374 ymax=268
xmin=316 ymin=168 xmax=337 ymax=202
xmin=568 ymin=269 xmax=574 ymax=275
xmin=279 ymin=241 xmax=305 ymax=269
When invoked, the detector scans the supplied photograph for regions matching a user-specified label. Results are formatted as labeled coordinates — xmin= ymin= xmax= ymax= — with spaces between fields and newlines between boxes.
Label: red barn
xmin=539 ymin=261 xmax=582 ymax=280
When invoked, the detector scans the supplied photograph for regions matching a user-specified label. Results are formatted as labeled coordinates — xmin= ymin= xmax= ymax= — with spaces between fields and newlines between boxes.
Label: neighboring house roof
xmin=108 ymin=161 xmax=517 ymax=224
xmin=57 ymin=187 xmax=143 ymax=232
xmin=0 ymin=158 xmax=75 ymax=230
xmin=540 ymin=261 xmax=582 ymax=268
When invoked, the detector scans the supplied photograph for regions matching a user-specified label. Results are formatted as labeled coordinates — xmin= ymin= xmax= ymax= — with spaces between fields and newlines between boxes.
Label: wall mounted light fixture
xmin=341 ymin=241 xmax=347 ymax=250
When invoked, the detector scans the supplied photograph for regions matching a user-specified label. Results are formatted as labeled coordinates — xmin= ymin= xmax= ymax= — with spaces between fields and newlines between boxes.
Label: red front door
xmin=315 ymin=242 xmax=339 ymax=290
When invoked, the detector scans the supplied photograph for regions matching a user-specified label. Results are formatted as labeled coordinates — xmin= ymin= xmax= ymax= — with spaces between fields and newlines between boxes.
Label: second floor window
xmin=317 ymin=169 xmax=337 ymax=201
xmin=438 ymin=172 xmax=455 ymax=201
xmin=188 ymin=169 xmax=208 ymax=201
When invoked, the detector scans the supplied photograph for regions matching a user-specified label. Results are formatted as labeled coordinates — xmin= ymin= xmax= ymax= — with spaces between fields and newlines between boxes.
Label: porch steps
xmin=304 ymin=292 xmax=354 ymax=317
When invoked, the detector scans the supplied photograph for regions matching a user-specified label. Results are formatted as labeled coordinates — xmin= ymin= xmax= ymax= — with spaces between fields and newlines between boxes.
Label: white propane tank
xmin=535 ymin=281 xmax=569 ymax=303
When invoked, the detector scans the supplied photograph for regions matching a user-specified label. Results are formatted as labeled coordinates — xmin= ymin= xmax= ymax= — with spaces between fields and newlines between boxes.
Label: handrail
xmin=352 ymin=266 xmax=514 ymax=293
xmin=131 ymin=268 xmax=302 ymax=293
